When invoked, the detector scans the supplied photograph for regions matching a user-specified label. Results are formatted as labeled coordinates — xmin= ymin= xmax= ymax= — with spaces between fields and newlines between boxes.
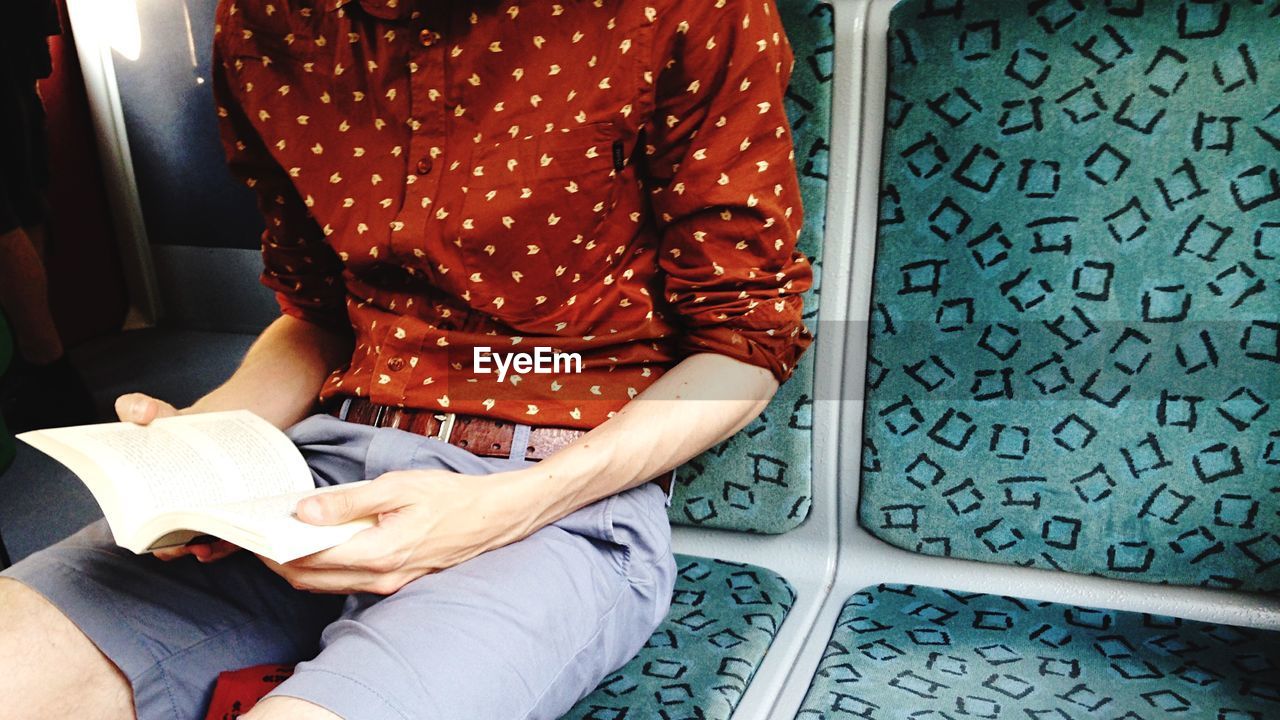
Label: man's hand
xmin=113 ymin=392 xmax=241 ymax=563
xmin=261 ymin=470 xmax=518 ymax=595
xmin=114 ymin=392 xmax=180 ymax=425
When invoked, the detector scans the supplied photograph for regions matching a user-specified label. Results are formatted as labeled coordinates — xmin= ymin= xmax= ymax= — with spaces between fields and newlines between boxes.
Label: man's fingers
xmin=191 ymin=541 xmax=240 ymax=562
xmin=114 ymin=393 xmax=179 ymax=425
xmin=259 ymin=555 xmax=394 ymax=595
xmin=154 ymin=541 xmax=239 ymax=562
xmin=295 ymin=480 xmax=404 ymax=526
xmin=153 ymin=546 xmax=194 ymax=561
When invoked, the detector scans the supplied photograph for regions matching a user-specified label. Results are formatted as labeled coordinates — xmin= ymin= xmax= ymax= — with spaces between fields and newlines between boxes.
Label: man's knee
xmin=0 ymin=576 xmax=91 ymax=663
xmin=0 ymin=577 xmax=134 ymax=718
xmin=0 ymin=576 xmax=53 ymax=631
xmin=244 ymin=696 xmax=342 ymax=720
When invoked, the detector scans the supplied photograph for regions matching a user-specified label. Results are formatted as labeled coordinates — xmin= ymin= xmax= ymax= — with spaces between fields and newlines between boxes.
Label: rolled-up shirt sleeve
xmin=211 ymin=27 xmax=347 ymax=331
xmin=645 ymin=0 xmax=814 ymax=382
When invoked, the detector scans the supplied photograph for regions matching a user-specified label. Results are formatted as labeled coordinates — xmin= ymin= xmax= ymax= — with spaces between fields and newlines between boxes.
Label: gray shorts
xmin=2 ymin=415 xmax=676 ymax=720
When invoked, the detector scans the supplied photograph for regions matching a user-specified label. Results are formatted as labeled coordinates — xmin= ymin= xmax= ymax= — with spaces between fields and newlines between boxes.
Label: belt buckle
xmin=434 ymin=412 xmax=457 ymax=443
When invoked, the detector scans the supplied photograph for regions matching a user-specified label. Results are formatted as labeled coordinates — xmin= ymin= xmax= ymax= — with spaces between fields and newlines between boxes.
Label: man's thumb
xmin=115 ymin=393 xmax=177 ymax=424
xmin=296 ymin=483 xmax=392 ymax=526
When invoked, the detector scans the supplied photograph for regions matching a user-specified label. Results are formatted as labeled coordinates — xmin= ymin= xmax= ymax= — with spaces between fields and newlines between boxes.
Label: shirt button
xmin=387 ymin=357 xmax=406 ymax=372
xmin=419 ymin=28 xmax=440 ymax=47
xmin=416 ymin=157 xmax=433 ymax=175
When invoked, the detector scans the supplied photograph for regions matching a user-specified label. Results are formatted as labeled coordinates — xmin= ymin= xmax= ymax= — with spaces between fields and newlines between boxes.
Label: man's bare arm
xmin=277 ymin=352 xmax=780 ymax=594
xmin=113 ymin=315 xmax=351 ymax=562
xmin=116 ymin=315 xmax=352 ymax=430
xmin=500 ymin=353 xmax=778 ymax=537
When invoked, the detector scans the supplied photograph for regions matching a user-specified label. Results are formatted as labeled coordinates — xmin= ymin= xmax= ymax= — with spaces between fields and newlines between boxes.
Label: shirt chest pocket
xmin=455 ymin=122 xmax=626 ymax=325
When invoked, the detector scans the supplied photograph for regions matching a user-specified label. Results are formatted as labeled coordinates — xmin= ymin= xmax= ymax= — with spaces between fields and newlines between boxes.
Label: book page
xmin=18 ymin=411 xmax=313 ymax=536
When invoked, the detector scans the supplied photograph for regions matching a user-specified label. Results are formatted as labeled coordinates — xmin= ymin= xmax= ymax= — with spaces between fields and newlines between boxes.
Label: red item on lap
xmin=204 ymin=664 xmax=295 ymax=720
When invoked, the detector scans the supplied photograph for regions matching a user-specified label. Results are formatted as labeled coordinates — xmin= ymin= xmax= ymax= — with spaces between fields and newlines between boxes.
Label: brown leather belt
xmin=328 ymin=397 xmax=674 ymax=495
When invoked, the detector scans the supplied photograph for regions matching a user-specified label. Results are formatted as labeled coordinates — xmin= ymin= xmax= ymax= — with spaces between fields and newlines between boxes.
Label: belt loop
xmin=509 ymin=423 xmax=533 ymax=462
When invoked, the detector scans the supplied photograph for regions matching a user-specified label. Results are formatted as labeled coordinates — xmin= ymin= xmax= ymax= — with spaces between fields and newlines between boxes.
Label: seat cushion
xmin=858 ymin=0 xmax=1280 ymax=590
xmin=796 ymin=584 xmax=1280 ymax=719
xmin=671 ymin=0 xmax=834 ymax=534
xmin=561 ymin=554 xmax=795 ymax=720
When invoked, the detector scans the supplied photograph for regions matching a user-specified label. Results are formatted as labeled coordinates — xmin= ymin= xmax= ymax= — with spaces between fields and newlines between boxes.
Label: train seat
xmin=564 ymin=557 xmax=796 ymax=720
xmin=858 ymin=0 xmax=1279 ymax=595
xmin=794 ymin=0 xmax=1280 ymax=716
xmin=799 ymin=584 xmax=1279 ymax=718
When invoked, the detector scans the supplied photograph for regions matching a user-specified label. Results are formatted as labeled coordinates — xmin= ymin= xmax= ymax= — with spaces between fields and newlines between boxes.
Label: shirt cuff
xmin=273 ymin=291 xmax=349 ymax=332
xmin=679 ymin=323 xmax=813 ymax=384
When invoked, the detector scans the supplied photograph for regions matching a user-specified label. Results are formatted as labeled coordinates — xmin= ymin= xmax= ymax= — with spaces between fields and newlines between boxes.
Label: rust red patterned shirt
xmin=213 ymin=0 xmax=812 ymax=428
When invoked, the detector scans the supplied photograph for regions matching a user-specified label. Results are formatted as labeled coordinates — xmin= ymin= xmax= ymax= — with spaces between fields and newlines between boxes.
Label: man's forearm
xmin=495 ymin=353 xmax=780 ymax=538
xmin=187 ymin=315 xmax=353 ymax=428
xmin=286 ymin=351 xmax=779 ymax=587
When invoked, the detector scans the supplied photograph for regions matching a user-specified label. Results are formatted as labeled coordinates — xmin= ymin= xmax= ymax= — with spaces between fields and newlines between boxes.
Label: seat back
xmin=67 ymin=0 xmax=280 ymax=331
xmin=858 ymin=0 xmax=1280 ymax=591
xmin=107 ymin=0 xmax=262 ymax=254
xmin=670 ymin=0 xmax=836 ymax=534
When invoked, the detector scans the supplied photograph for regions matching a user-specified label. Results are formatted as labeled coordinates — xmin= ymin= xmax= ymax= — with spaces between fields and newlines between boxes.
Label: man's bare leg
xmin=244 ymin=696 xmax=342 ymax=719
xmin=0 ymin=578 xmax=134 ymax=719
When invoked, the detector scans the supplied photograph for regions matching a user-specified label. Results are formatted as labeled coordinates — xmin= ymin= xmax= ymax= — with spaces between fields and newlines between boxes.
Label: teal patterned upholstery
xmin=671 ymin=0 xmax=834 ymax=534
xmin=561 ymin=555 xmax=795 ymax=720
xmin=796 ymin=585 xmax=1280 ymax=719
xmin=858 ymin=0 xmax=1280 ymax=590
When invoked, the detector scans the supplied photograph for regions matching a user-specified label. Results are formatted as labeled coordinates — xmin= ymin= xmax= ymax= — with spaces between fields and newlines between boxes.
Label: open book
xmin=18 ymin=410 xmax=373 ymax=564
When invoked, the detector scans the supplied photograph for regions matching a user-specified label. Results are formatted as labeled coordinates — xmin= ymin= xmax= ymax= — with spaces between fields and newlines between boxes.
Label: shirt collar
xmin=325 ymin=0 xmax=415 ymax=21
